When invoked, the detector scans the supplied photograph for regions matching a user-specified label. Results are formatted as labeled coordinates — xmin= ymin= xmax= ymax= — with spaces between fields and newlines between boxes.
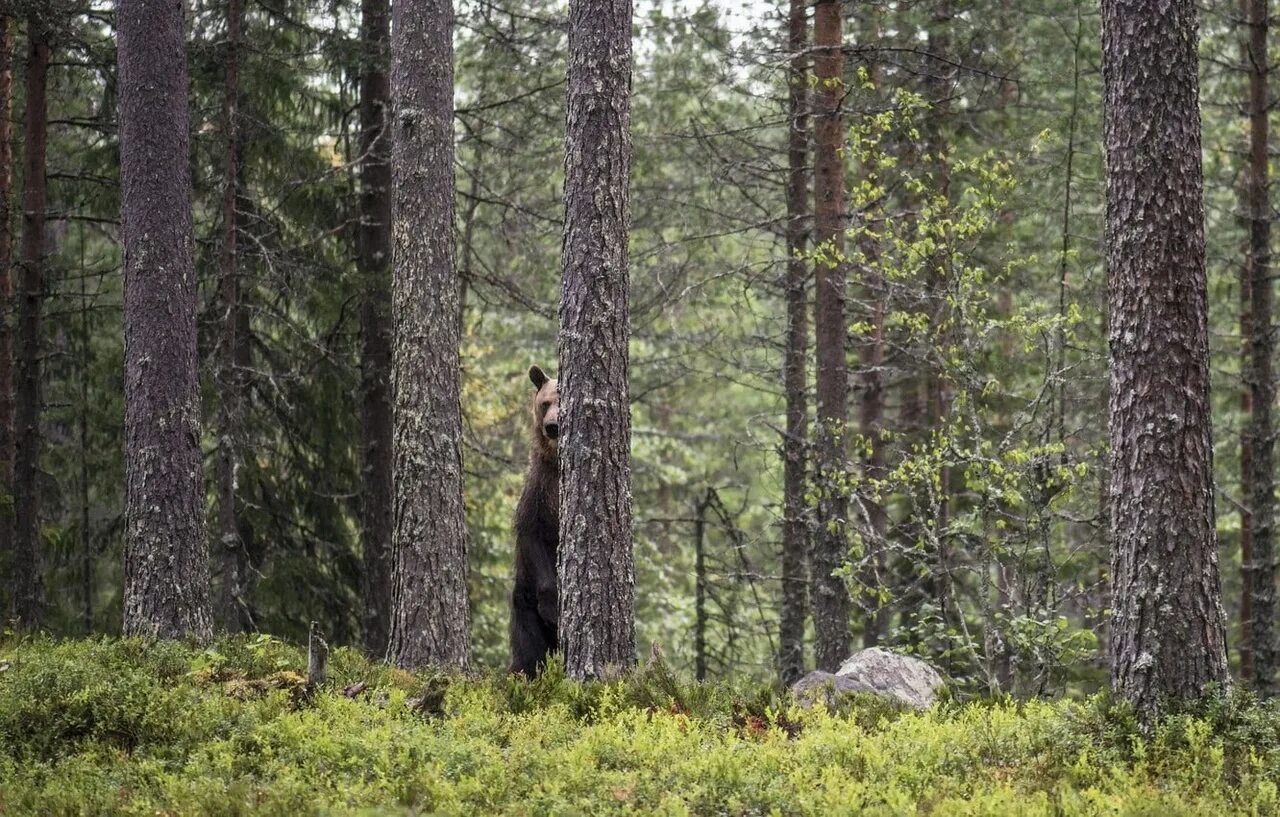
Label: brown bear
xmin=510 ymin=364 xmax=560 ymax=675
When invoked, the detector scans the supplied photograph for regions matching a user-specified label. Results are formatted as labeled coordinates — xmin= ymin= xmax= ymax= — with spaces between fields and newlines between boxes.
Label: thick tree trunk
xmin=387 ymin=0 xmax=470 ymax=670
xmin=358 ymin=0 xmax=394 ymax=659
xmin=557 ymin=0 xmax=636 ymax=680
xmin=11 ymin=17 xmax=48 ymax=629
xmin=118 ymin=0 xmax=212 ymax=640
xmin=0 ymin=17 xmax=14 ymax=618
xmin=215 ymin=0 xmax=250 ymax=634
xmin=778 ymin=0 xmax=809 ymax=687
xmin=811 ymin=0 xmax=851 ymax=672
xmin=1241 ymin=0 xmax=1275 ymax=696
xmin=1102 ymin=0 xmax=1229 ymax=716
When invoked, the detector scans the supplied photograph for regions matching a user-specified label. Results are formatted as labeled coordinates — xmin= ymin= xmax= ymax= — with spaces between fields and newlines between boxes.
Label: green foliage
xmin=2 ymin=638 xmax=1279 ymax=816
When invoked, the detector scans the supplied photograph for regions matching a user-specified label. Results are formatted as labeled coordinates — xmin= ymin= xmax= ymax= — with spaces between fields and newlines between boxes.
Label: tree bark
xmin=811 ymin=0 xmax=851 ymax=672
xmin=557 ymin=0 xmax=636 ymax=680
xmin=1241 ymin=0 xmax=1275 ymax=696
xmin=924 ymin=0 xmax=955 ymax=629
xmin=778 ymin=0 xmax=809 ymax=687
xmin=118 ymin=0 xmax=213 ymax=640
xmin=387 ymin=0 xmax=470 ymax=670
xmin=1102 ymin=0 xmax=1229 ymax=716
xmin=856 ymin=7 xmax=888 ymax=650
xmin=0 ymin=17 xmax=14 ymax=619
xmin=358 ymin=0 xmax=394 ymax=659
xmin=11 ymin=15 xmax=49 ymax=629
xmin=215 ymin=0 xmax=250 ymax=634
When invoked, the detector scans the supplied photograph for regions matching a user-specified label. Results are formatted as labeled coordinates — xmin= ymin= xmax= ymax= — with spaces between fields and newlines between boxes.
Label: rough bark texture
xmin=358 ymin=0 xmax=394 ymax=659
xmin=387 ymin=0 xmax=470 ymax=670
xmin=11 ymin=16 xmax=48 ymax=629
xmin=778 ymin=0 xmax=809 ymax=687
xmin=118 ymin=0 xmax=213 ymax=640
xmin=811 ymin=0 xmax=851 ymax=672
xmin=0 ymin=17 xmax=14 ymax=617
xmin=1102 ymin=0 xmax=1229 ymax=716
xmin=1240 ymin=0 xmax=1275 ymax=696
xmin=557 ymin=0 xmax=636 ymax=680
xmin=215 ymin=0 xmax=250 ymax=634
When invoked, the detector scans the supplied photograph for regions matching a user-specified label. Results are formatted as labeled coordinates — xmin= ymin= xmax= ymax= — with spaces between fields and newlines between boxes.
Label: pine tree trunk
xmin=778 ymin=0 xmax=809 ymax=687
xmin=1241 ymin=0 xmax=1275 ymax=696
xmin=1103 ymin=0 xmax=1229 ymax=716
xmin=0 ymin=17 xmax=14 ymax=619
xmin=558 ymin=0 xmax=636 ymax=680
xmin=118 ymin=0 xmax=213 ymax=641
xmin=811 ymin=0 xmax=851 ymax=672
xmin=856 ymin=7 xmax=888 ymax=650
xmin=358 ymin=0 xmax=394 ymax=659
xmin=387 ymin=0 xmax=470 ymax=670
xmin=215 ymin=0 xmax=249 ymax=634
xmin=11 ymin=16 xmax=49 ymax=629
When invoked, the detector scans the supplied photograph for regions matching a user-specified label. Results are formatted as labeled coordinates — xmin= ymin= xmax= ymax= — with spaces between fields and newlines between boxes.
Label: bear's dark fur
xmin=510 ymin=364 xmax=560 ymax=675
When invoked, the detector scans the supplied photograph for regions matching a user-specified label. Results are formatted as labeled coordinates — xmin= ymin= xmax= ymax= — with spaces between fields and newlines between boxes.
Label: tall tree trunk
xmin=856 ymin=7 xmax=888 ymax=650
xmin=0 ymin=16 xmax=14 ymax=618
xmin=558 ymin=0 xmax=636 ymax=680
xmin=778 ymin=0 xmax=809 ymax=687
xmin=387 ymin=0 xmax=470 ymax=670
xmin=924 ymin=0 xmax=955 ymax=630
xmin=118 ymin=0 xmax=213 ymax=640
xmin=215 ymin=0 xmax=249 ymax=633
xmin=358 ymin=0 xmax=394 ymax=659
xmin=811 ymin=0 xmax=851 ymax=672
xmin=79 ymin=231 xmax=91 ymax=632
xmin=11 ymin=16 xmax=49 ymax=629
xmin=1241 ymin=0 xmax=1275 ymax=696
xmin=1102 ymin=0 xmax=1229 ymax=716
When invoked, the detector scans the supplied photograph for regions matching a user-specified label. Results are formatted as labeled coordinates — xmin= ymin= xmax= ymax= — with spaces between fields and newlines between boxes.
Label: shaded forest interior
xmin=0 ymin=0 xmax=1274 ymax=705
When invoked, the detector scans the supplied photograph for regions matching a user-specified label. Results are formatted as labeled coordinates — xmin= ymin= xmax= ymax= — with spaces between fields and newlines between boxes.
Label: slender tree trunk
xmin=811 ymin=0 xmax=851 ymax=672
xmin=0 ymin=17 xmax=14 ymax=617
xmin=358 ymin=0 xmax=394 ymax=659
xmin=118 ymin=0 xmax=213 ymax=640
xmin=215 ymin=0 xmax=249 ymax=633
xmin=11 ymin=16 xmax=49 ymax=629
xmin=558 ymin=0 xmax=636 ymax=680
xmin=1103 ymin=0 xmax=1229 ymax=716
xmin=79 ymin=233 xmax=91 ymax=632
xmin=924 ymin=0 xmax=955 ymax=628
xmin=694 ymin=491 xmax=708 ymax=681
xmin=778 ymin=0 xmax=809 ymax=686
xmin=856 ymin=7 xmax=888 ymax=650
xmin=1241 ymin=0 xmax=1275 ymax=696
xmin=387 ymin=0 xmax=470 ymax=670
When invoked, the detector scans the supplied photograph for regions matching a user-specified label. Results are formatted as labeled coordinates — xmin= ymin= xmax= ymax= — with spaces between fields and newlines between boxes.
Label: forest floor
xmin=0 ymin=637 xmax=1277 ymax=816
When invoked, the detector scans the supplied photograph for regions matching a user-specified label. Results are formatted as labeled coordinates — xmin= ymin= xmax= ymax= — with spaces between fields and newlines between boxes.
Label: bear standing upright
xmin=510 ymin=365 xmax=560 ymax=675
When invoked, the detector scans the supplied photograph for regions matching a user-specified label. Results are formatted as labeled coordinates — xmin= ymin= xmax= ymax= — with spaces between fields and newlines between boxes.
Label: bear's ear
xmin=529 ymin=365 xmax=548 ymax=390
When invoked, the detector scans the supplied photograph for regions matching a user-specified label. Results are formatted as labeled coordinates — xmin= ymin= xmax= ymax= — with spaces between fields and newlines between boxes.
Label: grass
xmin=1 ymin=636 xmax=1278 ymax=815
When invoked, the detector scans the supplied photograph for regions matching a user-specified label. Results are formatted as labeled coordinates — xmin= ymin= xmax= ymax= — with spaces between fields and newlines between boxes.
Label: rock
xmin=791 ymin=648 xmax=944 ymax=710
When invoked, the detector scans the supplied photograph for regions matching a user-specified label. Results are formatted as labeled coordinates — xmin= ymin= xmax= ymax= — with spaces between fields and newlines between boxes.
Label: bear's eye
xmin=541 ymin=400 xmax=551 ymax=410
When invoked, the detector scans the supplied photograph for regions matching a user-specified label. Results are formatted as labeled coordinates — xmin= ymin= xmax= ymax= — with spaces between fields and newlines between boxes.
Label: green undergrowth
xmin=1 ymin=637 xmax=1279 ymax=815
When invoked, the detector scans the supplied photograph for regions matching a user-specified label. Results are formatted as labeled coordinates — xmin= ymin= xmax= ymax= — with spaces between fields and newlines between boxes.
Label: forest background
xmin=0 ymin=0 xmax=1263 ymax=696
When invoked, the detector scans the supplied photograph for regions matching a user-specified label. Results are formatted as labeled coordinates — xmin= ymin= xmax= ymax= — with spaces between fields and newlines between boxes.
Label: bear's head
xmin=529 ymin=365 xmax=560 ymax=457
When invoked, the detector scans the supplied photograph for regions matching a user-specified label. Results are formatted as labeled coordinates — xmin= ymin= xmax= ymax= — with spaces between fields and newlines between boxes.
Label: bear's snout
xmin=544 ymin=422 xmax=559 ymax=440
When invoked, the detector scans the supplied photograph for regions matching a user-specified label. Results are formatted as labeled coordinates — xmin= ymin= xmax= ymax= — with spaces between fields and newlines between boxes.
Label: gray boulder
xmin=791 ymin=647 xmax=944 ymax=710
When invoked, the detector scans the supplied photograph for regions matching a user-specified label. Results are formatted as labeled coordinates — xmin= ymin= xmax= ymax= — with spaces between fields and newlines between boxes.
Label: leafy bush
xmin=1 ymin=637 xmax=1278 ymax=815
